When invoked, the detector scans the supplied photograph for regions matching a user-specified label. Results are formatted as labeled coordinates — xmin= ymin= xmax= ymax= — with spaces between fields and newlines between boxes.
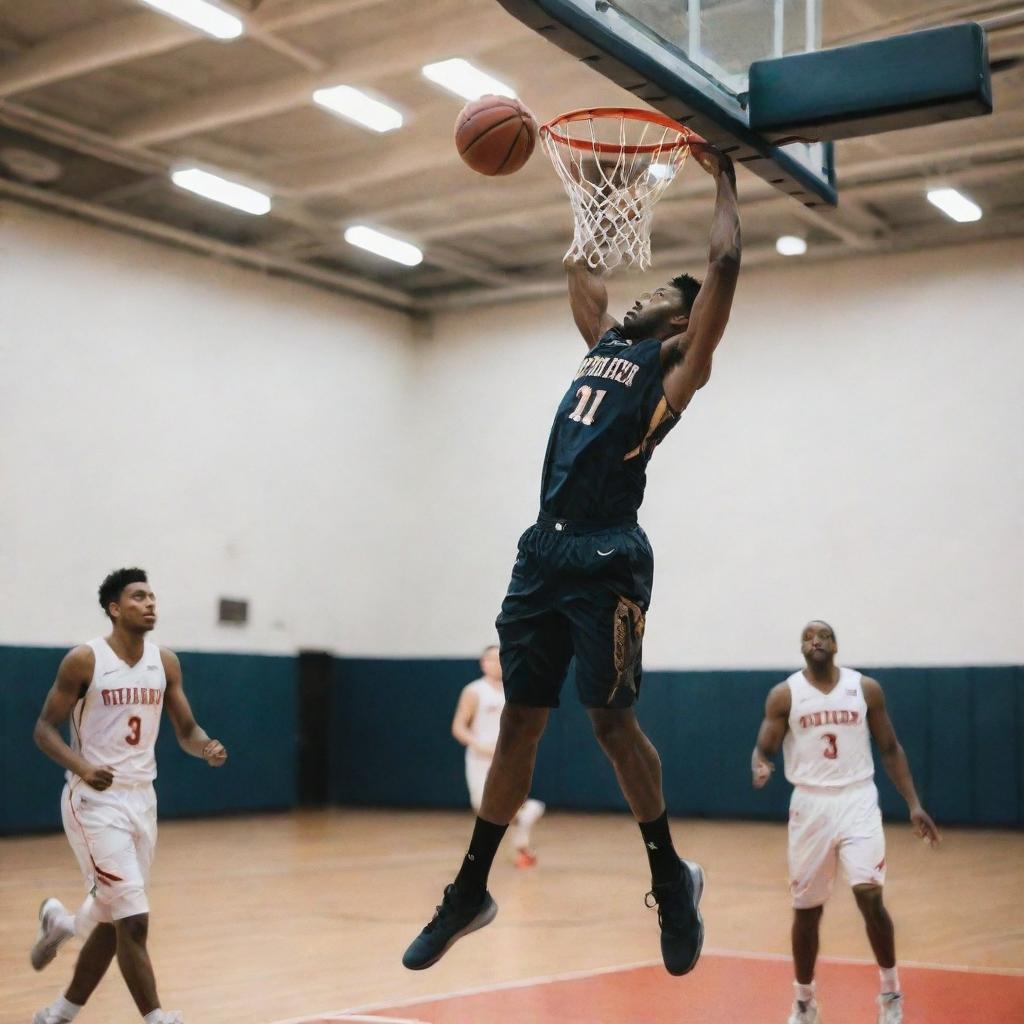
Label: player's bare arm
xmin=662 ymin=146 xmax=741 ymax=413
xmin=33 ymin=645 xmax=114 ymax=790
xmin=863 ymin=676 xmax=940 ymax=846
xmin=161 ymin=649 xmax=227 ymax=766
xmin=564 ymin=256 xmax=620 ymax=349
xmin=752 ymin=682 xmax=791 ymax=788
xmin=451 ymin=685 xmax=491 ymax=758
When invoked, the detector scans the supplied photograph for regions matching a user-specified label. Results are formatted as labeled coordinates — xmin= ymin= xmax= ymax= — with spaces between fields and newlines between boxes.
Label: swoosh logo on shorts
xmin=597 ymin=549 xmax=616 ymax=556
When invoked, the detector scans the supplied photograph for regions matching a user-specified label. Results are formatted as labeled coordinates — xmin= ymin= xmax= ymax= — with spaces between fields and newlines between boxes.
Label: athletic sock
xmin=55 ymin=996 xmax=82 ymax=1020
xmin=880 ymin=965 xmax=901 ymax=993
xmin=453 ymin=817 xmax=507 ymax=903
xmin=638 ymin=810 xmax=681 ymax=885
xmin=794 ymin=981 xmax=816 ymax=1004
xmin=143 ymin=1012 xmax=164 ymax=1024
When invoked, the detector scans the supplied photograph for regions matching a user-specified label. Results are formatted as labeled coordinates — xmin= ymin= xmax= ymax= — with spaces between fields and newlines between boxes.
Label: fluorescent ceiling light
xmin=344 ymin=225 xmax=423 ymax=266
xmin=776 ymin=235 xmax=807 ymax=256
xmin=171 ymin=167 xmax=271 ymax=215
xmin=138 ymin=0 xmax=243 ymax=40
xmin=926 ymin=187 xmax=982 ymax=223
xmin=422 ymin=59 xmax=516 ymax=100
xmin=313 ymin=85 xmax=403 ymax=133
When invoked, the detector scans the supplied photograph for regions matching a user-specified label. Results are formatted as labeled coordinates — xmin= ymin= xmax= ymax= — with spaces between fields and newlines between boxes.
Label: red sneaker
xmin=514 ymin=849 xmax=538 ymax=869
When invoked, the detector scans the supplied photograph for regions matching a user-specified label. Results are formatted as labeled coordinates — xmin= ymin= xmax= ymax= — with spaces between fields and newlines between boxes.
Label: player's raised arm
xmin=34 ymin=645 xmax=113 ymax=790
xmin=663 ymin=147 xmax=741 ymax=412
xmin=564 ymin=256 xmax=620 ymax=349
xmin=751 ymin=682 xmax=790 ymax=788
xmin=863 ymin=677 xmax=940 ymax=846
xmin=161 ymin=648 xmax=227 ymax=766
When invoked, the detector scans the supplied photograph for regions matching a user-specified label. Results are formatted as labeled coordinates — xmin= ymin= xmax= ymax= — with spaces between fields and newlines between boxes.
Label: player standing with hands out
xmin=30 ymin=568 xmax=227 ymax=1024
xmin=752 ymin=620 xmax=940 ymax=1024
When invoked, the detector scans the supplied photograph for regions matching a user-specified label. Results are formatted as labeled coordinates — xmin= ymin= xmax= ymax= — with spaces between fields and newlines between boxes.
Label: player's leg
xmin=114 ymin=912 xmax=161 ymax=1016
xmin=65 ymin=923 xmax=118 ymax=1005
xmin=32 ymin=921 xmax=117 ymax=1024
xmin=403 ymin=529 xmax=570 ymax=971
xmin=840 ymin=784 xmax=902 ymax=1022
xmin=787 ymin=790 xmax=838 ymax=1023
xmin=32 ymin=786 xmax=99 ymax=973
xmin=562 ymin=530 xmax=701 ymax=973
xmin=510 ymin=798 xmax=545 ymax=866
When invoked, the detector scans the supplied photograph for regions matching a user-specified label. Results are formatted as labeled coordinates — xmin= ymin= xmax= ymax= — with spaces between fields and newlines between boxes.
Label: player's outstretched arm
xmin=564 ymin=256 xmax=620 ymax=349
xmin=663 ymin=146 xmax=741 ymax=412
xmin=752 ymin=682 xmax=790 ymax=788
xmin=864 ymin=676 xmax=940 ymax=846
xmin=161 ymin=648 xmax=227 ymax=767
xmin=34 ymin=646 xmax=114 ymax=789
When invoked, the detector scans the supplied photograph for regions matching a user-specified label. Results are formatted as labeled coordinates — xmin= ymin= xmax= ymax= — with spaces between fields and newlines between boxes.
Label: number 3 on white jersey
xmin=569 ymin=386 xmax=607 ymax=426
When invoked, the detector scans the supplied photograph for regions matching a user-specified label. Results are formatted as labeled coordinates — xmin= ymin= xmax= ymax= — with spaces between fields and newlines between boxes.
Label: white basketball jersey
xmin=69 ymin=638 xmax=167 ymax=785
xmin=465 ymin=677 xmax=504 ymax=759
xmin=783 ymin=667 xmax=874 ymax=788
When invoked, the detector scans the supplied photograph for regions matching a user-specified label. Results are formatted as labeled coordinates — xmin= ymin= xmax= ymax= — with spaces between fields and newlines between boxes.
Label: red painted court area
xmin=288 ymin=952 xmax=1024 ymax=1024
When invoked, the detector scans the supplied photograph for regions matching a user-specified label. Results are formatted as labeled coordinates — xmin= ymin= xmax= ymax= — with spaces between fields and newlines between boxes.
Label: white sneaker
xmin=149 ymin=1012 xmax=185 ymax=1024
xmin=33 ymin=1006 xmax=73 ymax=1024
xmin=877 ymin=992 xmax=904 ymax=1023
xmin=788 ymin=999 xmax=822 ymax=1024
xmin=30 ymin=898 xmax=74 ymax=971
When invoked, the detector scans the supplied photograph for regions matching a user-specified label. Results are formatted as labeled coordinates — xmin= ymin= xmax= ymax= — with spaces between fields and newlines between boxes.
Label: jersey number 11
xmin=569 ymin=386 xmax=607 ymax=426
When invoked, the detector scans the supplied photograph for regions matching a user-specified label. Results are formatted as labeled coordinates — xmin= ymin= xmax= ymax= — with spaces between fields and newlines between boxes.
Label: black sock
xmin=453 ymin=817 xmax=508 ymax=903
xmin=638 ymin=810 xmax=681 ymax=885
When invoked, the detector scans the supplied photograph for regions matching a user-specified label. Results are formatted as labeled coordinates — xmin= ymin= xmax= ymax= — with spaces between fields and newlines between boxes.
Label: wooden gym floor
xmin=2 ymin=809 xmax=1022 ymax=1023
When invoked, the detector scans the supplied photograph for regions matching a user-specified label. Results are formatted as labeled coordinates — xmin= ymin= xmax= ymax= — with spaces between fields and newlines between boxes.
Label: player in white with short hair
xmin=752 ymin=620 xmax=940 ymax=1024
xmin=451 ymin=646 xmax=545 ymax=868
xmin=29 ymin=568 xmax=227 ymax=1024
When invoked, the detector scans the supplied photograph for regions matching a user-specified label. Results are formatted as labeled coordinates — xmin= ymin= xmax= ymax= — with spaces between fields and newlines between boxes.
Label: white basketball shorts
xmin=465 ymin=753 xmax=492 ymax=812
xmin=788 ymin=778 xmax=886 ymax=909
xmin=61 ymin=780 xmax=158 ymax=921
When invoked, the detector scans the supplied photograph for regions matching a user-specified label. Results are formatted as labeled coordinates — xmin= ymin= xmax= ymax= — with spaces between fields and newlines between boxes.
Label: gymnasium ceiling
xmin=1 ymin=0 xmax=1022 ymax=313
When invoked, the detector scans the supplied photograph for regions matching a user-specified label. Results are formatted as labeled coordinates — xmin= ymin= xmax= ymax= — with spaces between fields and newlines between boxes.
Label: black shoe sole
xmin=403 ymin=897 xmax=499 ymax=971
xmin=665 ymin=860 xmax=705 ymax=977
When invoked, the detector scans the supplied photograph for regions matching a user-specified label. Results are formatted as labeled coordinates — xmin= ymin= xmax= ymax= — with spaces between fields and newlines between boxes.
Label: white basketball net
xmin=541 ymin=109 xmax=697 ymax=272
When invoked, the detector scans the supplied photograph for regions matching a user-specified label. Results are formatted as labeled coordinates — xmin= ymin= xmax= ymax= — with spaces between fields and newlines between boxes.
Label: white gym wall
xmin=0 ymin=203 xmax=415 ymax=654
xmin=2 ymin=202 xmax=1021 ymax=667
xmin=406 ymin=237 xmax=1024 ymax=669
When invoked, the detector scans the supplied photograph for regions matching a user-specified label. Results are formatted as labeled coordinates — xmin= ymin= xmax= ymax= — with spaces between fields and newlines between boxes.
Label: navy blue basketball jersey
xmin=539 ymin=327 xmax=679 ymax=521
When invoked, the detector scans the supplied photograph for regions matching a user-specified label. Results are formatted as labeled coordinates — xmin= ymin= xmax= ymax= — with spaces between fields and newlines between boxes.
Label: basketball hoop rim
xmin=541 ymin=107 xmax=705 ymax=154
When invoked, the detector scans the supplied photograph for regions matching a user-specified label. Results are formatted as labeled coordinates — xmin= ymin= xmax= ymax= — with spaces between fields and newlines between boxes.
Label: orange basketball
xmin=455 ymin=95 xmax=537 ymax=176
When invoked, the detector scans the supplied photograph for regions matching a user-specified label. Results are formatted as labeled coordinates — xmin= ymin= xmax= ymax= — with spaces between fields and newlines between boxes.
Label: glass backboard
xmin=496 ymin=0 xmax=837 ymax=205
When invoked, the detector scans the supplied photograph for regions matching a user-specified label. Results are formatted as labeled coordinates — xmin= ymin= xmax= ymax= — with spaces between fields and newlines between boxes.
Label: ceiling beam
xmin=0 ymin=98 xmax=517 ymax=293
xmin=0 ymin=13 xmax=193 ymax=98
xmin=0 ymin=0 xmax=388 ymax=99
xmin=114 ymin=6 xmax=511 ymax=147
xmin=0 ymin=177 xmax=413 ymax=310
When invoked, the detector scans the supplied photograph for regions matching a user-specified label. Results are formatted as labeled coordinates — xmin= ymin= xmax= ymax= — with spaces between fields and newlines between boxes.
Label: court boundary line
xmin=268 ymin=950 xmax=1024 ymax=1023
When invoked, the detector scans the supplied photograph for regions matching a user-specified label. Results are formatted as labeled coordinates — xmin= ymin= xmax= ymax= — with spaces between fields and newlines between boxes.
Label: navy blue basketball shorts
xmin=495 ymin=516 xmax=654 ymax=709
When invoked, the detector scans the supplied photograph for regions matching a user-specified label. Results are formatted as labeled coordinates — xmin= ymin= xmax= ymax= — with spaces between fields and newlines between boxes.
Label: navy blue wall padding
xmin=325 ymin=660 xmax=1023 ymax=827
xmin=3 ymin=645 xmax=1021 ymax=834
xmin=0 ymin=646 xmax=296 ymax=834
xmin=0 ymin=646 xmax=68 ymax=832
xmin=329 ymin=657 xmax=478 ymax=807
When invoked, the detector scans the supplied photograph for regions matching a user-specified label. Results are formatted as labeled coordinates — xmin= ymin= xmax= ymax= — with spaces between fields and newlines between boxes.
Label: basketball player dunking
xmin=752 ymin=620 xmax=940 ymax=1024
xmin=29 ymin=568 xmax=227 ymax=1024
xmin=403 ymin=144 xmax=740 ymax=974
xmin=451 ymin=645 xmax=545 ymax=868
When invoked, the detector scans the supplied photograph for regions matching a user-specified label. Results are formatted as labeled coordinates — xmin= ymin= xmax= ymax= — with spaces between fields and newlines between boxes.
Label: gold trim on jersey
xmin=624 ymin=396 xmax=671 ymax=461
